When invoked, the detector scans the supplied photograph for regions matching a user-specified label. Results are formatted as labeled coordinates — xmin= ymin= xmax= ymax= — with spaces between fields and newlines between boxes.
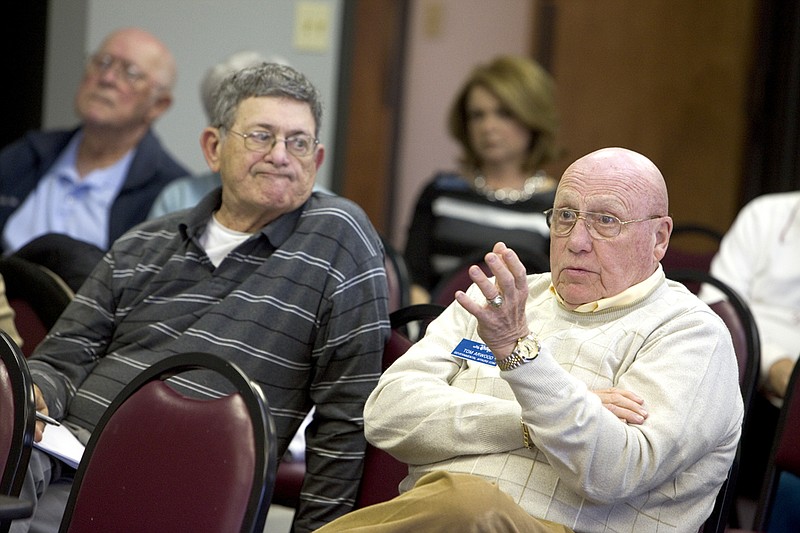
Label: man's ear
xmin=145 ymin=91 xmax=173 ymax=123
xmin=313 ymin=144 xmax=325 ymax=170
xmin=200 ymin=127 xmax=223 ymax=172
xmin=654 ymin=216 xmax=673 ymax=262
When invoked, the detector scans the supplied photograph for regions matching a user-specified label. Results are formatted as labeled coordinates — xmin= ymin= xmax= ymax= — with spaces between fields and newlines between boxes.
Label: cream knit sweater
xmin=365 ymin=272 xmax=742 ymax=533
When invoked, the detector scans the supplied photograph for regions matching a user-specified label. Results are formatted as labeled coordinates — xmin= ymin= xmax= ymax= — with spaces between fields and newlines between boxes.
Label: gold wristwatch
xmin=496 ymin=334 xmax=540 ymax=371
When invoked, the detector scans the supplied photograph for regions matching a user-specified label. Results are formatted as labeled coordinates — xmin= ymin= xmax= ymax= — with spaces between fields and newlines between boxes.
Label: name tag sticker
xmin=451 ymin=338 xmax=496 ymax=366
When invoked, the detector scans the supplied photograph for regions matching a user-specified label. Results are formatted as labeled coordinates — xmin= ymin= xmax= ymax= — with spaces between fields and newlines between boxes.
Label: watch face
xmin=499 ymin=336 xmax=539 ymax=371
xmin=519 ymin=343 xmax=533 ymax=359
xmin=519 ymin=338 xmax=539 ymax=361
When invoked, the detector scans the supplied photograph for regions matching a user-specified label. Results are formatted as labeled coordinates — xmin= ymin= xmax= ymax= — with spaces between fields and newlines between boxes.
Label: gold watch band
xmin=521 ymin=417 xmax=532 ymax=449
xmin=496 ymin=334 xmax=540 ymax=371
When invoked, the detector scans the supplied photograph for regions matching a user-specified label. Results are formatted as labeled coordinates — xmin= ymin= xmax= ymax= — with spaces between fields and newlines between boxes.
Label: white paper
xmin=33 ymin=423 xmax=85 ymax=469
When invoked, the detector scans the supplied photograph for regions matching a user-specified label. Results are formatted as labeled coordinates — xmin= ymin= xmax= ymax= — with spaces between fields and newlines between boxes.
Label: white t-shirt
xmin=198 ymin=213 xmax=252 ymax=267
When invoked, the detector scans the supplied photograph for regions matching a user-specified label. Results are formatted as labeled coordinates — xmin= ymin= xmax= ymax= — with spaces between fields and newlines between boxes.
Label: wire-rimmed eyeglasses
xmin=227 ymin=129 xmax=319 ymax=158
xmin=86 ymin=53 xmax=150 ymax=88
xmin=544 ymin=208 xmax=664 ymax=239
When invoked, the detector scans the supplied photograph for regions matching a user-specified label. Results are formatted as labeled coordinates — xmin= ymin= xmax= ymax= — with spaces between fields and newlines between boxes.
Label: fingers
xmin=604 ymin=402 xmax=647 ymax=425
xmin=492 ymin=242 xmax=508 ymax=254
xmin=455 ymin=242 xmax=531 ymax=351
xmin=467 ymin=264 xmax=497 ymax=300
xmin=458 ymin=243 xmax=527 ymax=301
xmin=33 ymin=384 xmax=47 ymax=442
xmin=487 ymin=243 xmax=526 ymax=286
xmin=603 ymin=387 xmax=645 ymax=405
xmin=593 ymin=387 xmax=648 ymax=425
xmin=454 ymin=289 xmax=481 ymax=316
xmin=473 ymin=243 xmax=526 ymax=302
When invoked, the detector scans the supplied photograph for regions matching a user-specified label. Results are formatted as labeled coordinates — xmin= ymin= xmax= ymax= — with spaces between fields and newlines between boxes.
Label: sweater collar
xmin=180 ymin=187 xmax=306 ymax=249
xmin=550 ymin=264 xmax=665 ymax=313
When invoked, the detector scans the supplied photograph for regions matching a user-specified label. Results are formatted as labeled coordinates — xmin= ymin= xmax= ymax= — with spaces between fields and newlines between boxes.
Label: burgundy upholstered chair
xmin=0 ymin=331 xmax=35 ymax=530
xmin=354 ymin=303 xmax=445 ymax=509
xmin=668 ymin=269 xmax=760 ymax=533
xmin=0 ymin=256 xmax=73 ymax=358
xmin=727 ymin=361 xmax=800 ymax=532
xmin=58 ymin=352 xmax=277 ymax=533
xmin=272 ymin=304 xmax=446 ymax=511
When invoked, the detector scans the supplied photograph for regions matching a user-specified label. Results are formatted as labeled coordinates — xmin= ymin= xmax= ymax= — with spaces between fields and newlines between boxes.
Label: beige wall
xmin=391 ymin=0 xmax=757 ymax=251
xmin=392 ymin=0 xmax=536 ymax=250
xmin=44 ymin=0 xmax=344 ymax=189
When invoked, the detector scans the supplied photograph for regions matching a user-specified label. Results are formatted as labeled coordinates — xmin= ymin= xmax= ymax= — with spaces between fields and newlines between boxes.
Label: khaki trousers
xmin=315 ymin=471 xmax=575 ymax=533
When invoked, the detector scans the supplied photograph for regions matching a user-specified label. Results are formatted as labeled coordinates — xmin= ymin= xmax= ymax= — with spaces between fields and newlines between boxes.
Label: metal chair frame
xmin=59 ymin=352 xmax=276 ymax=533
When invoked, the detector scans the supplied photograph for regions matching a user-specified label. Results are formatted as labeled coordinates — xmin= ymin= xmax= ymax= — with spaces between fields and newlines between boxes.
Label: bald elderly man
xmin=318 ymin=147 xmax=743 ymax=533
xmin=0 ymin=27 xmax=187 ymax=254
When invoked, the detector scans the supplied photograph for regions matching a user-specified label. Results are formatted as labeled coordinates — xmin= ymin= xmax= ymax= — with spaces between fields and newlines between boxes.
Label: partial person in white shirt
xmin=698 ymin=191 xmax=800 ymax=529
xmin=699 ymin=191 xmax=800 ymax=400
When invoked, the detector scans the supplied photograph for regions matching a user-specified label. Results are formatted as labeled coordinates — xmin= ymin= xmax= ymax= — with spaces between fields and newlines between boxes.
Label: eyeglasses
xmin=227 ymin=129 xmax=319 ymax=158
xmin=544 ymin=208 xmax=664 ymax=239
xmin=86 ymin=53 xmax=149 ymax=88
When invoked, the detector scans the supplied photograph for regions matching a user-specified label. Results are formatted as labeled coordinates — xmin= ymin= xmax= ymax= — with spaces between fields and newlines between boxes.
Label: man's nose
xmin=566 ymin=217 xmax=594 ymax=249
xmin=262 ymin=139 xmax=290 ymax=164
xmin=98 ymin=63 xmax=123 ymax=85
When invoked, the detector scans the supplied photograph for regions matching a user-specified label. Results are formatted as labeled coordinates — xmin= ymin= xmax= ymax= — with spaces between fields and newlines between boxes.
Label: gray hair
xmin=210 ymin=63 xmax=323 ymax=137
xmin=199 ymin=51 xmax=289 ymax=121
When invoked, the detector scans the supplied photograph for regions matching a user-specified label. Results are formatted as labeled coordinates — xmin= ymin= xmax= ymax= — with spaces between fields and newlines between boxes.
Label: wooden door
xmin=536 ymin=0 xmax=758 ymax=236
xmin=333 ymin=0 xmax=408 ymax=236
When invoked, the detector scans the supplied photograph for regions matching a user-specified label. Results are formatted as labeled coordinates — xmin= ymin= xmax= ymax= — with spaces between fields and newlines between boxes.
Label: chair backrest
xmin=0 ymin=331 xmax=35 ymax=498
xmin=0 ymin=256 xmax=73 ymax=357
xmin=669 ymin=269 xmax=760 ymax=411
xmin=354 ymin=328 xmax=413 ymax=509
xmin=271 ymin=456 xmax=305 ymax=509
xmin=354 ymin=304 xmax=445 ymax=509
xmin=269 ymin=305 xmax=447 ymax=512
xmin=662 ymin=224 xmax=723 ymax=285
xmin=59 ymin=352 xmax=277 ymax=533
xmin=12 ymin=233 xmax=105 ymax=294
xmin=668 ymin=269 xmax=761 ymax=533
xmin=751 ymin=360 xmax=800 ymax=531
xmin=381 ymin=236 xmax=411 ymax=312
xmin=388 ymin=303 xmax=446 ymax=343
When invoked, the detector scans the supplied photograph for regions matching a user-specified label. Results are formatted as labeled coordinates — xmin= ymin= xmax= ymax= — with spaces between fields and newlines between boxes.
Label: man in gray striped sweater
xmin=20 ymin=63 xmax=390 ymax=533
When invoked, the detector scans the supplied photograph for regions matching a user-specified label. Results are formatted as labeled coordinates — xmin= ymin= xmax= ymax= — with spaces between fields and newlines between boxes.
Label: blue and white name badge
xmin=451 ymin=338 xmax=496 ymax=366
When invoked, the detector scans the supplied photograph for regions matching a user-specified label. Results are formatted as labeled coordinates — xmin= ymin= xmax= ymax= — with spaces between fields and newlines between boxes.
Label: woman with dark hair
xmin=404 ymin=56 xmax=561 ymax=301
